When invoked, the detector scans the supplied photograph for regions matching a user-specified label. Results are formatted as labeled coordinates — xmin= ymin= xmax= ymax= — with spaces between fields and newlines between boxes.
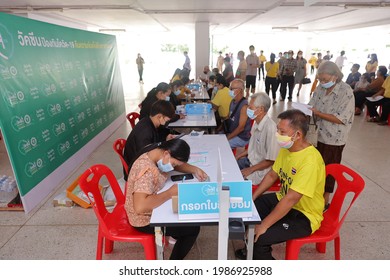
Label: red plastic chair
xmin=285 ymin=163 xmax=365 ymax=260
xmin=252 ymin=179 xmax=281 ymax=194
xmin=113 ymin=138 xmax=129 ymax=175
xmin=78 ymin=164 xmax=156 ymax=260
xmin=126 ymin=112 xmax=140 ymax=129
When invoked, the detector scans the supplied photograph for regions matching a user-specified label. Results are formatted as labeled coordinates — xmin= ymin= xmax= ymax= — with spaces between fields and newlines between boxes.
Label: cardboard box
xmin=53 ymin=191 xmax=74 ymax=207
xmin=66 ymin=176 xmax=103 ymax=209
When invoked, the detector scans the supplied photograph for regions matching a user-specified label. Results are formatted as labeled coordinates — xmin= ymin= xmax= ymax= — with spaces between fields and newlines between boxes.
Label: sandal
xmin=367 ymin=117 xmax=379 ymax=122
xmin=235 ymin=248 xmax=247 ymax=260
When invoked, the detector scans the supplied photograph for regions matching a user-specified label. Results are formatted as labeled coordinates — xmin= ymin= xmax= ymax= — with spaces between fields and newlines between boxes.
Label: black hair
xmin=377 ymin=65 xmax=388 ymax=77
xmin=270 ymin=53 xmax=275 ymax=64
xmin=181 ymin=76 xmax=190 ymax=85
xmin=171 ymin=68 xmax=181 ymax=79
xmin=352 ymin=63 xmax=360 ymax=70
xmin=277 ymin=109 xmax=309 ymax=137
xmin=171 ymin=80 xmax=183 ymax=89
xmin=145 ymin=82 xmax=170 ymax=99
xmin=141 ymin=82 xmax=170 ymax=109
xmin=216 ymin=75 xmax=229 ymax=87
xmin=369 ymin=53 xmax=378 ymax=63
xmin=209 ymin=75 xmax=216 ymax=82
xmin=138 ymin=138 xmax=190 ymax=163
xmin=149 ymin=100 xmax=175 ymax=118
xmin=361 ymin=73 xmax=372 ymax=83
xmin=158 ymin=138 xmax=190 ymax=162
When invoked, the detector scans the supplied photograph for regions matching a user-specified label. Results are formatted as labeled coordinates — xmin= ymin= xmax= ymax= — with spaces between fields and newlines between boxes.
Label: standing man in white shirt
xmin=183 ymin=51 xmax=191 ymax=78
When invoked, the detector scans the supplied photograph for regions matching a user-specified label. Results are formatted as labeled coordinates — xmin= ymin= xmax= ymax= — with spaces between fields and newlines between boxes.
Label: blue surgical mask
xmin=212 ymin=86 xmax=218 ymax=93
xmin=229 ymin=90 xmax=235 ymax=98
xmin=165 ymin=96 xmax=170 ymax=101
xmin=246 ymin=108 xmax=257 ymax=120
xmin=157 ymin=157 xmax=174 ymax=173
xmin=321 ymin=81 xmax=335 ymax=89
xmin=174 ymin=90 xmax=180 ymax=96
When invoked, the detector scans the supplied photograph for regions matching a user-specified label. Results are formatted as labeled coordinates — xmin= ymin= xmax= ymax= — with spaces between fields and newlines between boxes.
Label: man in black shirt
xmin=123 ymin=100 xmax=176 ymax=180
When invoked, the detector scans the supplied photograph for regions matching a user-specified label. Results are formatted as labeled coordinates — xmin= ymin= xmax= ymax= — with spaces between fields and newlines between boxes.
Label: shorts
xmin=246 ymin=75 xmax=256 ymax=89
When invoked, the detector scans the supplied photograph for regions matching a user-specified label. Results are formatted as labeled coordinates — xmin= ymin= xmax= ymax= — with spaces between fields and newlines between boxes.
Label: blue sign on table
xmin=178 ymin=181 xmax=252 ymax=220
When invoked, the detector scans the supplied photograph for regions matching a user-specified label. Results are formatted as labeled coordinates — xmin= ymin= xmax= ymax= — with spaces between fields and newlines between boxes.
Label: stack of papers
xmin=366 ymin=96 xmax=384 ymax=102
xmin=292 ymin=102 xmax=313 ymax=116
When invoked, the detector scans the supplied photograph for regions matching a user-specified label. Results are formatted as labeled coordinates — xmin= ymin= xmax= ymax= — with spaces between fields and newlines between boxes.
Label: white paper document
xmin=292 ymin=102 xmax=313 ymax=116
xmin=366 ymin=96 xmax=384 ymax=102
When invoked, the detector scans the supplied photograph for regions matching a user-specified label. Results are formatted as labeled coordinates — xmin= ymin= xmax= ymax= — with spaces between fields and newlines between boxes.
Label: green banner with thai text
xmin=0 ymin=13 xmax=125 ymax=197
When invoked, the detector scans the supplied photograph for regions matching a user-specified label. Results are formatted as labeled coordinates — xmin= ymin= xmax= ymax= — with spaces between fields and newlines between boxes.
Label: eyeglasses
xmin=229 ymin=87 xmax=240 ymax=91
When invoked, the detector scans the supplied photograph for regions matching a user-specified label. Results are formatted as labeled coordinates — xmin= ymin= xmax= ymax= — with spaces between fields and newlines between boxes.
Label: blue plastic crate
xmin=185 ymin=103 xmax=212 ymax=115
xmin=187 ymin=83 xmax=201 ymax=91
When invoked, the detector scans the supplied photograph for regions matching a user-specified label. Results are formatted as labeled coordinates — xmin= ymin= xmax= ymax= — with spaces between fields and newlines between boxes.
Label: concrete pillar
xmin=195 ymin=21 xmax=210 ymax=79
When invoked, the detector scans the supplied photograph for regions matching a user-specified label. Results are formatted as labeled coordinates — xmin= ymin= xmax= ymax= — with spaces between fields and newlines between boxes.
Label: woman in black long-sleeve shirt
xmin=139 ymin=82 xmax=171 ymax=120
xmin=123 ymin=100 xmax=176 ymax=180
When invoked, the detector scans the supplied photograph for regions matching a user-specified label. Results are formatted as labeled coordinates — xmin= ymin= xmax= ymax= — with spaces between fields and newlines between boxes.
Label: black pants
xmin=366 ymin=97 xmax=390 ymax=121
xmin=265 ymin=76 xmax=278 ymax=99
xmin=354 ymin=90 xmax=375 ymax=110
xmin=253 ymin=193 xmax=312 ymax=260
xmin=316 ymin=141 xmax=345 ymax=193
xmin=258 ymin=64 xmax=265 ymax=80
xmin=138 ymin=68 xmax=143 ymax=81
xmin=135 ymin=225 xmax=200 ymax=260
xmin=280 ymin=75 xmax=295 ymax=100
xmin=311 ymin=65 xmax=315 ymax=74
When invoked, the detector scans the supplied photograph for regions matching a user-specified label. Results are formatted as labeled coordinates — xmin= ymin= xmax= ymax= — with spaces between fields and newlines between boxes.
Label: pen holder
xmin=228 ymin=218 xmax=245 ymax=240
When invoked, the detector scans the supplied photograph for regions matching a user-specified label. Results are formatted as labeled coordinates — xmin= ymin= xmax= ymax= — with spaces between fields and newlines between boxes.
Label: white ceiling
xmin=1 ymin=0 xmax=390 ymax=34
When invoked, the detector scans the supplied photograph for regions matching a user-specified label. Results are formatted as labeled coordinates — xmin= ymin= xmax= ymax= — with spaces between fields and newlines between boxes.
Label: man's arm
xmin=227 ymin=105 xmax=249 ymax=140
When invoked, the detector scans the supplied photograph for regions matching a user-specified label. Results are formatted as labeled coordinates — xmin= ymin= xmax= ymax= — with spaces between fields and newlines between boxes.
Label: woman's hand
xmin=310 ymin=107 xmax=320 ymax=116
xmin=179 ymin=113 xmax=186 ymax=119
xmin=168 ymin=184 xmax=178 ymax=197
xmin=193 ymin=167 xmax=208 ymax=181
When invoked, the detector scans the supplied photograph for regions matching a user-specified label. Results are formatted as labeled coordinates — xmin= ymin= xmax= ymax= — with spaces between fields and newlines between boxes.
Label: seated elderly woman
xmin=354 ymin=66 xmax=387 ymax=115
xmin=125 ymin=138 xmax=208 ymax=260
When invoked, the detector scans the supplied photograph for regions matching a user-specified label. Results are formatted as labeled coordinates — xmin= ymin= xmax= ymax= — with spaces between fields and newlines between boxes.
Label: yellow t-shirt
xmin=308 ymin=56 xmax=317 ymax=66
xmin=259 ymin=54 xmax=267 ymax=64
xmin=382 ymin=76 xmax=390 ymax=98
xmin=265 ymin=62 xmax=279 ymax=78
xmin=211 ymin=87 xmax=232 ymax=118
xmin=365 ymin=61 xmax=378 ymax=74
xmin=273 ymin=145 xmax=325 ymax=233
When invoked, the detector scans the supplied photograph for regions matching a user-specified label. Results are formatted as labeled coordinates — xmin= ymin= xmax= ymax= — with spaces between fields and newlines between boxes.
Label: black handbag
xmin=302 ymin=77 xmax=311 ymax=84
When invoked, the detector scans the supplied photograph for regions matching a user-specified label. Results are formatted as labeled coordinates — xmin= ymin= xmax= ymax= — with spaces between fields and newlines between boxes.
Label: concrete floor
xmin=1 ymin=76 xmax=389 ymax=260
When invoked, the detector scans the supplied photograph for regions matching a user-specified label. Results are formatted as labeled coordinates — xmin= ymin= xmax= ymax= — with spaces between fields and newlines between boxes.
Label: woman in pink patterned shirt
xmin=125 ymin=138 xmax=208 ymax=259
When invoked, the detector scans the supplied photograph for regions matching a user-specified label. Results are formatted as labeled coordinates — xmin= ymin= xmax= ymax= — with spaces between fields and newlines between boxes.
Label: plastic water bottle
xmin=202 ymin=104 xmax=208 ymax=124
xmin=0 ymin=175 xmax=7 ymax=191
